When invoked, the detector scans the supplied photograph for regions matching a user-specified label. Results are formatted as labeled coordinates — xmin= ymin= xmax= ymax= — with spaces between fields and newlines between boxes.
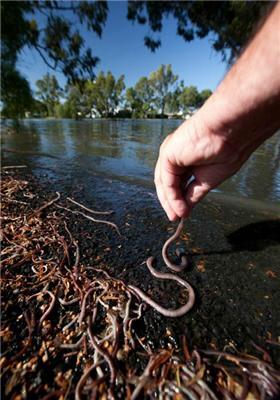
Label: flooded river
xmin=1 ymin=118 xmax=280 ymax=208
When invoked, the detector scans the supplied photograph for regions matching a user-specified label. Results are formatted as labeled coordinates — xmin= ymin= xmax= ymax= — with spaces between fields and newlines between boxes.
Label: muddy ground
xmin=2 ymin=166 xmax=280 ymax=369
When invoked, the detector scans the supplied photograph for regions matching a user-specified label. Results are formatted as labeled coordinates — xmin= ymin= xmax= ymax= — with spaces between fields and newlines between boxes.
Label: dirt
xmin=4 ymin=168 xmax=280 ymax=359
xmin=1 ymin=168 xmax=280 ymax=399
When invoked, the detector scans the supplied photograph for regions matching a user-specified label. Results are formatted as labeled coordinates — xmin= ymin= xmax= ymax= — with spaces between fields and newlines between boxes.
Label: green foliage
xmin=165 ymin=81 xmax=184 ymax=114
xmin=1 ymin=1 xmax=108 ymax=83
xmin=1 ymin=1 xmax=108 ymax=118
xmin=126 ymin=65 xmax=180 ymax=117
xmin=125 ymin=66 xmax=211 ymax=118
xmin=60 ymin=85 xmax=87 ymax=119
xmin=149 ymin=64 xmax=178 ymax=115
xmin=198 ymin=89 xmax=212 ymax=107
xmin=1 ymin=1 xmax=272 ymax=118
xmin=85 ymin=72 xmax=125 ymax=118
xmin=126 ymin=77 xmax=155 ymax=118
xmin=1 ymin=68 xmax=33 ymax=118
xmin=127 ymin=1 xmax=273 ymax=63
xmin=35 ymin=74 xmax=63 ymax=117
xmin=180 ymin=86 xmax=200 ymax=113
xmin=32 ymin=100 xmax=48 ymax=117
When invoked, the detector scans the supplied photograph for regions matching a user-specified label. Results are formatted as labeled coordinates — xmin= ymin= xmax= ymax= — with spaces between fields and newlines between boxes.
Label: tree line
xmin=2 ymin=1 xmax=271 ymax=120
xmin=23 ymin=65 xmax=212 ymax=120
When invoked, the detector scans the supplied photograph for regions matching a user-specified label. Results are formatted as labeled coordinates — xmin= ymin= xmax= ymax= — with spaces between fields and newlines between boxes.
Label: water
xmin=1 ymin=118 xmax=280 ymax=208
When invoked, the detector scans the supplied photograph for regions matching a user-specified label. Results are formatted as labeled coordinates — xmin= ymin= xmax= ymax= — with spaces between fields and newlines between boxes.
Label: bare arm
xmin=155 ymin=3 xmax=280 ymax=221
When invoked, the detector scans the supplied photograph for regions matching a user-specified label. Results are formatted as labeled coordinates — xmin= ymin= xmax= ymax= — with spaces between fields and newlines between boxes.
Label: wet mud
xmin=1 ymin=165 xmax=280 ymax=400
xmin=5 ymin=167 xmax=280 ymax=360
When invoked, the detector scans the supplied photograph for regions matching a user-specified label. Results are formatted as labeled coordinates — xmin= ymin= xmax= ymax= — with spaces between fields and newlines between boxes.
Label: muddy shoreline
xmin=3 ymin=168 xmax=280 ymax=353
xmin=1 ymin=167 xmax=280 ymax=398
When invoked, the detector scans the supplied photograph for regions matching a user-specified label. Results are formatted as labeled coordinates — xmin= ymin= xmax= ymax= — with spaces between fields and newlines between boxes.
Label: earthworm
xmin=128 ymin=257 xmax=195 ymax=317
xmin=41 ymin=390 xmax=64 ymax=400
xmin=131 ymin=351 xmax=171 ymax=400
xmin=123 ymin=293 xmax=132 ymax=349
xmin=162 ymin=218 xmax=188 ymax=272
xmin=35 ymin=192 xmax=61 ymax=214
xmin=60 ymin=334 xmax=84 ymax=350
xmin=62 ymin=315 xmax=79 ymax=332
xmin=127 ymin=303 xmax=146 ymax=349
xmin=39 ymin=290 xmax=56 ymax=326
xmin=67 ymin=197 xmax=113 ymax=215
xmin=169 ymin=382 xmax=199 ymax=400
xmin=31 ymin=265 xmax=48 ymax=275
xmin=58 ymin=297 xmax=80 ymax=306
xmin=201 ymin=350 xmax=274 ymax=368
xmin=107 ymin=312 xmax=121 ymax=356
xmin=6 ymin=198 xmax=28 ymax=205
xmin=64 ymin=221 xmax=73 ymax=245
xmin=87 ymin=317 xmax=117 ymax=385
xmin=2 ymin=165 xmax=27 ymax=169
xmin=78 ymin=287 xmax=94 ymax=326
xmin=181 ymin=365 xmax=218 ymax=400
xmin=55 ymin=204 xmax=120 ymax=236
xmin=75 ymin=360 xmax=105 ymax=400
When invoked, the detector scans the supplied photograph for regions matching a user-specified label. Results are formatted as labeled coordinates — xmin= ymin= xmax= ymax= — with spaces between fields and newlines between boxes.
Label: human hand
xmin=155 ymin=3 xmax=280 ymax=221
xmin=154 ymin=113 xmax=246 ymax=221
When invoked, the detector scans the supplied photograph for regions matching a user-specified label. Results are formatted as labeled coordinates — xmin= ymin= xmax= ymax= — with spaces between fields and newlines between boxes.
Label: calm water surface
xmin=1 ymin=119 xmax=280 ymax=208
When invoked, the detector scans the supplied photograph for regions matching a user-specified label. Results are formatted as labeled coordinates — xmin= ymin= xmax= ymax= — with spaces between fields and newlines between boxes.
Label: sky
xmin=18 ymin=1 xmax=228 ymax=94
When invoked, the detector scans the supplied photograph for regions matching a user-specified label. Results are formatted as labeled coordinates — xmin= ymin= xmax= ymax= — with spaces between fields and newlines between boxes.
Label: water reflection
xmin=1 ymin=119 xmax=280 ymax=206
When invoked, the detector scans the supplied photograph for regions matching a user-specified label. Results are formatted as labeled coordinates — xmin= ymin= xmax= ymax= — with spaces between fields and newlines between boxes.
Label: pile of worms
xmin=1 ymin=170 xmax=280 ymax=399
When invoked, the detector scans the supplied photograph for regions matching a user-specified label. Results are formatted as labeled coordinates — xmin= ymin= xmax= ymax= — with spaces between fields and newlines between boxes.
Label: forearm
xmin=197 ymin=2 xmax=280 ymax=159
xmin=155 ymin=3 xmax=280 ymax=221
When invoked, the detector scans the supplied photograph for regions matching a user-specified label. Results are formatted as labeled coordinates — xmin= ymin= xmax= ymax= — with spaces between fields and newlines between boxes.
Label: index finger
xmin=160 ymin=156 xmax=190 ymax=218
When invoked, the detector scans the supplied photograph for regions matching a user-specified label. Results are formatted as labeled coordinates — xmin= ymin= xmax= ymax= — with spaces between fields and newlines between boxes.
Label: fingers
xmin=154 ymin=156 xmax=190 ymax=221
xmin=184 ymin=177 xmax=211 ymax=210
xmin=154 ymin=159 xmax=178 ymax=221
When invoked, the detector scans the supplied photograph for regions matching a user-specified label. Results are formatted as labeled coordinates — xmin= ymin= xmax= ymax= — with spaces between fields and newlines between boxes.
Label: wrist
xmin=197 ymin=88 xmax=279 ymax=166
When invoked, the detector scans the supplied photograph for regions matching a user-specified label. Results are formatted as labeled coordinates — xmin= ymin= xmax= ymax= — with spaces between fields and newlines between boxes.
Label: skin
xmin=155 ymin=3 xmax=280 ymax=221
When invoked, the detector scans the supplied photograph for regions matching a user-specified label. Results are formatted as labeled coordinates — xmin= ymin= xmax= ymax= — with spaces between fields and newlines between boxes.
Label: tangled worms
xmin=2 ymin=172 xmax=279 ymax=400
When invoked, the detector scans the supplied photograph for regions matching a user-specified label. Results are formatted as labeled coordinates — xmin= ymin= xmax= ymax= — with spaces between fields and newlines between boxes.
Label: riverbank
xmin=1 ymin=168 xmax=280 ymax=399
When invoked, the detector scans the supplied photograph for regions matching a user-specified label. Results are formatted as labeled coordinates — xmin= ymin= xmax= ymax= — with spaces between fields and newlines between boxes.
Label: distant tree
xmin=35 ymin=74 xmax=63 ymax=117
xmin=127 ymin=1 xmax=273 ymax=63
xmin=180 ymin=86 xmax=201 ymax=113
xmin=85 ymin=72 xmax=125 ymax=118
xmin=125 ymin=87 xmax=143 ymax=117
xmin=198 ymin=89 xmax=212 ymax=107
xmin=149 ymin=64 xmax=178 ymax=116
xmin=32 ymin=99 xmax=48 ymax=118
xmin=165 ymin=81 xmax=184 ymax=115
xmin=126 ymin=77 xmax=155 ymax=118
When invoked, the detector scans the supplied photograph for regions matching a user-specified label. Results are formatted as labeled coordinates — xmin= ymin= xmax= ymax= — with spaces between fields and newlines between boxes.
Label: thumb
xmin=184 ymin=177 xmax=212 ymax=211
